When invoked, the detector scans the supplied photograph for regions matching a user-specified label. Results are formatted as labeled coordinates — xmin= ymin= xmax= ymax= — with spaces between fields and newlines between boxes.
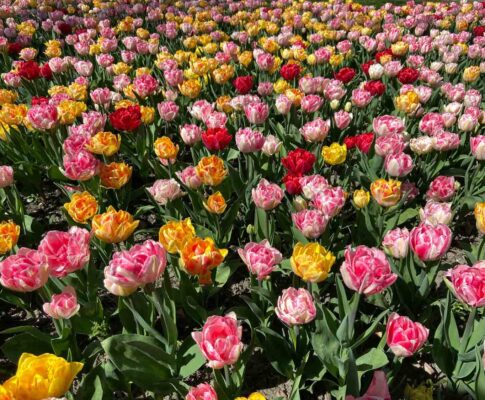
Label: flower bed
xmin=0 ymin=0 xmax=484 ymax=399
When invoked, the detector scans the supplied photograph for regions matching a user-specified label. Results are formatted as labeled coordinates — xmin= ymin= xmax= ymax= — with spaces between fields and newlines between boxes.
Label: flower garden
xmin=0 ymin=0 xmax=484 ymax=399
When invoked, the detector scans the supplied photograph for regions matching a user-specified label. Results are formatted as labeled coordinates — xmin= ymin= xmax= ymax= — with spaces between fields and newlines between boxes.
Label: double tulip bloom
xmin=340 ymin=246 xmax=397 ymax=295
xmin=238 ymin=240 xmax=282 ymax=280
xmin=192 ymin=313 xmax=243 ymax=369
xmin=386 ymin=313 xmax=429 ymax=357
xmin=275 ymin=287 xmax=316 ymax=326
xmin=291 ymin=242 xmax=335 ymax=283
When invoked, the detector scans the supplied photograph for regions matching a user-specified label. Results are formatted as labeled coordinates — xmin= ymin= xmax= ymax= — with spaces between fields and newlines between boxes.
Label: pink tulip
xmin=90 ymin=88 xmax=112 ymax=106
xmin=235 ymin=128 xmax=265 ymax=153
xmin=300 ymin=175 xmax=329 ymax=200
xmin=192 ymin=313 xmax=243 ymax=369
xmin=0 ymin=248 xmax=49 ymax=292
xmin=340 ymin=246 xmax=397 ymax=295
xmin=384 ymin=152 xmax=413 ymax=177
xmin=176 ymin=166 xmax=202 ymax=189
xmin=426 ymin=176 xmax=457 ymax=201
xmin=43 ymin=286 xmax=80 ymax=320
xmin=372 ymin=115 xmax=405 ymax=137
xmin=180 ymin=124 xmax=202 ymax=146
xmin=0 ymin=166 xmax=14 ymax=188
xmin=133 ymin=74 xmax=158 ymax=98
xmin=409 ymin=223 xmax=452 ymax=262
xmin=471 ymin=135 xmax=485 ymax=160
xmin=186 ymin=383 xmax=218 ymax=400
xmin=301 ymin=95 xmax=324 ymax=113
xmin=374 ymin=134 xmax=406 ymax=157
xmin=292 ymin=209 xmax=328 ymax=239
xmin=419 ymin=112 xmax=444 ymax=135
xmin=275 ymin=287 xmax=316 ymax=326
xmin=244 ymin=101 xmax=269 ymax=124
xmin=62 ymin=151 xmax=99 ymax=181
xmin=300 ymin=118 xmax=330 ymax=143
xmin=351 ymin=89 xmax=373 ymax=108
xmin=447 ymin=263 xmax=485 ymax=308
xmin=189 ymin=100 xmax=214 ymax=121
xmin=275 ymin=95 xmax=292 ymax=115
xmin=432 ymin=131 xmax=460 ymax=152
xmin=346 ymin=371 xmax=391 ymax=400
xmin=27 ymin=105 xmax=58 ymax=131
xmin=382 ymin=228 xmax=409 ymax=259
xmin=104 ymin=240 xmax=167 ymax=296
xmin=38 ymin=227 xmax=91 ymax=278
xmin=458 ymin=113 xmax=478 ymax=132
xmin=252 ymin=179 xmax=284 ymax=210
xmin=419 ymin=201 xmax=453 ymax=226
xmin=311 ymin=186 xmax=346 ymax=218
xmin=334 ymin=110 xmax=353 ymax=130
xmin=148 ymin=179 xmax=185 ymax=205
xmin=238 ymin=240 xmax=282 ymax=280
xmin=262 ymin=135 xmax=282 ymax=156
xmin=386 ymin=313 xmax=429 ymax=357
xmin=157 ymin=101 xmax=179 ymax=122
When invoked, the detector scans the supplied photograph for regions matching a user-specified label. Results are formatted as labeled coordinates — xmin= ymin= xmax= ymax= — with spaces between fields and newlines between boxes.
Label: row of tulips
xmin=0 ymin=0 xmax=484 ymax=399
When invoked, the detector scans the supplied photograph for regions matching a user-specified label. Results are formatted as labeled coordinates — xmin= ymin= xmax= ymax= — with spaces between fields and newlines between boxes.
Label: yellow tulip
xmin=3 ymin=353 xmax=83 ymax=400
xmin=322 ymin=143 xmax=347 ymax=165
xmin=353 ymin=189 xmax=370 ymax=209
xmin=291 ymin=242 xmax=335 ymax=283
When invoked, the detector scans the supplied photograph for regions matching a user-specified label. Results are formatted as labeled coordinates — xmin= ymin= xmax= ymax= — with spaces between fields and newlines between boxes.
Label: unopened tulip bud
xmin=329 ymin=99 xmax=340 ymax=110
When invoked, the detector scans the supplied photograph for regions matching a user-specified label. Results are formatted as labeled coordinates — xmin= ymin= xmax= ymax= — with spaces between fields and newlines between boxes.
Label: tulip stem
xmin=453 ymin=307 xmax=477 ymax=378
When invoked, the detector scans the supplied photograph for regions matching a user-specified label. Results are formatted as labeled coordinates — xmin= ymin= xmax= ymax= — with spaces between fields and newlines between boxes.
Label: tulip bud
xmin=329 ymin=99 xmax=340 ymax=110
xmin=344 ymin=101 xmax=352 ymax=112
xmin=353 ymin=189 xmax=370 ymax=209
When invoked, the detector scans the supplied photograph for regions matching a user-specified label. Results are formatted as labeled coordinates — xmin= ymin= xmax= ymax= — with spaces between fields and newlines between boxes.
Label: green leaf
xmin=475 ymin=346 xmax=485 ymax=397
xmin=356 ymin=347 xmax=389 ymax=376
xmin=1 ymin=329 xmax=52 ymax=362
xmin=352 ymin=310 xmax=388 ymax=350
xmin=177 ymin=337 xmax=206 ymax=378
xmin=101 ymin=334 xmax=177 ymax=391
xmin=77 ymin=365 xmax=111 ymax=400
xmin=257 ymin=327 xmax=295 ymax=378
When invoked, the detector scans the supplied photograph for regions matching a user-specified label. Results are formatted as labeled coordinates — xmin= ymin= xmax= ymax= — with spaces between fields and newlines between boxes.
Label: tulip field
xmin=0 ymin=0 xmax=485 ymax=399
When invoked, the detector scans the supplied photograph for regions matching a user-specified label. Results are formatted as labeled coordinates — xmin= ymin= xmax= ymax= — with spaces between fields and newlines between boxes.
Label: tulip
xmin=64 ymin=192 xmax=98 ymax=224
xmin=43 ymin=286 xmax=80 ymax=319
xmin=186 ymin=383 xmax=218 ymax=400
xmin=291 ymin=242 xmax=335 ymax=283
xmin=410 ymin=137 xmax=434 ymax=155
xmin=386 ymin=313 xmax=429 ymax=357
xmin=192 ymin=313 xmax=243 ymax=369
xmin=321 ymin=143 xmax=347 ymax=165
xmin=159 ymin=218 xmax=195 ymax=254
xmin=0 ymin=248 xmax=49 ymax=292
xmin=353 ymin=189 xmax=370 ymax=209
xmin=203 ymin=192 xmax=227 ymax=214
xmin=371 ymin=179 xmax=401 ymax=207
xmin=312 ymin=186 xmax=346 ymax=218
xmin=0 ymin=220 xmax=20 ymax=255
xmin=92 ymin=206 xmax=139 ymax=244
xmin=340 ymin=246 xmax=397 ymax=295
xmin=384 ymin=152 xmax=413 ymax=177
xmin=252 ymin=179 xmax=284 ymax=210
xmin=262 ymin=135 xmax=282 ymax=156
xmin=426 ymin=176 xmax=458 ymax=201
xmin=148 ymin=179 xmax=185 ymax=205
xmin=372 ymin=115 xmax=405 ymax=137
xmin=275 ymin=287 xmax=316 ymax=326
xmin=179 ymin=237 xmax=228 ymax=284
xmin=409 ymin=223 xmax=452 ymax=262
xmin=38 ymin=227 xmax=91 ymax=278
xmin=238 ymin=240 xmax=282 ymax=280
xmin=382 ymin=228 xmax=409 ymax=259
xmin=104 ymin=240 xmax=167 ymax=296
xmin=475 ymin=202 xmax=485 ymax=234
xmin=447 ymin=263 xmax=485 ymax=308
xmin=195 ymin=156 xmax=228 ymax=187
xmin=419 ymin=201 xmax=453 ymax=225
xmin=3 ymin=353 xmax=83 ymax=400
xmin=0 ymin=166 xmax=14 ymax=188
xmin=300 ymin=175 xmax=329 ymax=200
xmin=235 ymin=128 xmax=265 ymax=153
xmin=300 ymin=118 xmax=330 ymax=143
xmin=292 ymin=209 xmax=328 ymax=239
xmin=471 ymin=135 xmax=485 ymax=160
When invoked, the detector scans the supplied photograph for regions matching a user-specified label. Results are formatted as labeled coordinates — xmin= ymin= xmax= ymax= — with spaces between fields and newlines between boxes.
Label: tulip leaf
xmin=1 ymin=328 xmax=52 ymax=362
xmin=177 ymin=336 xmax=206 ymax=378
xmin=356 ymin=347 xmax=388 ymax=376
xmin=101 ymin=334 xmax=177 ymax=390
